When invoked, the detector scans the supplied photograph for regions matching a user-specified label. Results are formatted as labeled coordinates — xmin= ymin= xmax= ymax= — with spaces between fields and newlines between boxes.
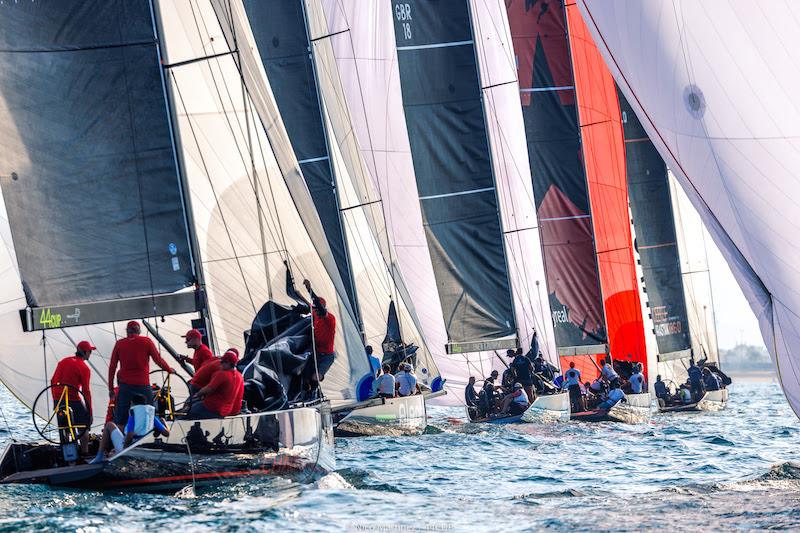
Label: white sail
xmin=670 ymin=172 xmax=719 ymax=364
xmin=469 ymin=0 xmax=558 ymax=367
xmin=161 ymin=0 xmax=370 ymax=401
xmin=578 ymin=1 xmax=798 ymax=412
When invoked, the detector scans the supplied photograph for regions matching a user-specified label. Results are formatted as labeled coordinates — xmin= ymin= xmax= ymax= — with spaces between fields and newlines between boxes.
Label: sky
xmin=706 ymin=238 xmax=764 ymax=350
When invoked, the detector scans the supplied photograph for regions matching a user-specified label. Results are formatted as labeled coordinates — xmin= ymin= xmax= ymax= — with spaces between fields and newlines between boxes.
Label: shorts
xmin=509 ymin=402 xmax=527 ymax=415
xmin=568 ymin=384 xmax=582 ymax=402
xmin=187 ymin=401 xmax=219 ymax=420
xmin=60 ymin=401 xmax=90 ymax=432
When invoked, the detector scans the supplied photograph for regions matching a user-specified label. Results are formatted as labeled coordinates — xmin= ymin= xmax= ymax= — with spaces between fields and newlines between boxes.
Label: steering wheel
xmin=149 ymin=369 xmax=192 ymax=421
xmin=32 ymin=384 xmax=90 ymax=444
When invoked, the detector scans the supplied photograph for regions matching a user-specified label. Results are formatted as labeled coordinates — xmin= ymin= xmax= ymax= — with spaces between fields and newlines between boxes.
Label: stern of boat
xmin=695 ymin=389 xmax=729 ymax=412
xmin=607 ymin=392 xmax=652 ymax=423
xmin=521 ymin=391 xmax=571 ymax=423
xmin=335 ymin=395 xmax=427 ymax=437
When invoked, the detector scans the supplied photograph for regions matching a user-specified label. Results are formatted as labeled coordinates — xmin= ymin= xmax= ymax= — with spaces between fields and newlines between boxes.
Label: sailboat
xmin=378 ymin=0 xmax=568 ymax=424
xmin=619 ymin=91 xmax=730 ymax=412
xmin=0 ymin=0 xmax=383 ymax=489
xmin=240 ymin=0 xmax=443 ymax=437
xmin=506 ymin=0 xmax=650 ymax=423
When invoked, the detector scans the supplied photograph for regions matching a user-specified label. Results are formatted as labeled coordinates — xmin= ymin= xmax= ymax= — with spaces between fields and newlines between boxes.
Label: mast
xmin=150 ymin=0 xmax=217 ymax=352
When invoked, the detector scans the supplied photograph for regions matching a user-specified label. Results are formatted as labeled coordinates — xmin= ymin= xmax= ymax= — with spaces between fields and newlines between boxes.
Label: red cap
xmin=182 ymin=329 xmax=202 ymax=340
xmin=225 ymin=347 xmax=239 ymax=357
xmin=316 ymin=297 xmax=327 ymax=308
xmin=222 ymin=349 xmax=239 ymax=366
xmin=77 ymin=340 xmax=96 ymax=352
xmin=126 ymin=321 xmax=140 ymax=331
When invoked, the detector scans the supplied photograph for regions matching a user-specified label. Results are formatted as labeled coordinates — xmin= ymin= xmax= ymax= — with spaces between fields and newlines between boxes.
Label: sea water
xmin=0 ymin=379 xmax=797 ymax=532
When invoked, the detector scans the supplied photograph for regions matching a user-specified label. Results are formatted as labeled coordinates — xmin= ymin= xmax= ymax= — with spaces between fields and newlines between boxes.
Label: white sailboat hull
xmin=521 ymin=391 xmax=571 ymax=423
xmin=658 ymin=388 xmax=729 ymax=413
xmin=334 ymin=395 xmax=427 ymax=437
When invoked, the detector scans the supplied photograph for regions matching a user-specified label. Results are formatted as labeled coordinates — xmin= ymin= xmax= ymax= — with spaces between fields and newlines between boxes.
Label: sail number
xmin=38 ymin=308 xmax=62 ymax=329
xmin=395 ymin=3 xmax=412 ymax=40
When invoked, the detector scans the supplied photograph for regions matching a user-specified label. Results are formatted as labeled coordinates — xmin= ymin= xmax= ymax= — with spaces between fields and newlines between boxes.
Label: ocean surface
xmin=0 ymin=378 xmax=798 ymax=532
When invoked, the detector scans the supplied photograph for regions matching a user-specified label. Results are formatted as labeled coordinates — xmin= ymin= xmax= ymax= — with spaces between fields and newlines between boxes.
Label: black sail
xmin=618 ymin=90 xmax=692 ymax=359
xmin=508 ymin=1 xmax=607 ymax=355
xmin=0 ymin=1 xmax=196 ymax=329
xmin=391 ymin=0 xmax=516 ymax=353
xmin=244 ymin=1 xmax=359 ymax=322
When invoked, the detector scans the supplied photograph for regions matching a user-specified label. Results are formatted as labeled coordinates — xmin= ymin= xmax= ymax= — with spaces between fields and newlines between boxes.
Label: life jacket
xmin=128 ymin=404 xmax=156 ymax=437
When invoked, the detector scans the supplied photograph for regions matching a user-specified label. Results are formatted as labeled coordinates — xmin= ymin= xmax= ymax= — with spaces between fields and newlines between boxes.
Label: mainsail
xmin=618 ymin=91 xmax=693 ymax=370
xmin=507 ymin=0 xmax=647 ymax=379
xmin=390 ymin=0 xmax=517 ymax=356
xmin=0 ymin=0 xmax=372 ymax=424
xmin=239 ymin=1 xmax=441 ymax=393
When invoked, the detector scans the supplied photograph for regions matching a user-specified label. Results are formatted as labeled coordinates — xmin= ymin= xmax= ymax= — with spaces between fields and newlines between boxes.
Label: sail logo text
xmin=654 ymin=321 xmax=682 ymax=337
xmin=38 ymin=308 xmax=62 ymax=329
xmin=552 ymin=305 xmax=570 ymax=324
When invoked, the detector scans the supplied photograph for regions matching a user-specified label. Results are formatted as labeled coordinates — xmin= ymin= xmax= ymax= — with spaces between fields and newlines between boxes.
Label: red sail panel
xmin=566 ymin=2 xmax=648 ymax=378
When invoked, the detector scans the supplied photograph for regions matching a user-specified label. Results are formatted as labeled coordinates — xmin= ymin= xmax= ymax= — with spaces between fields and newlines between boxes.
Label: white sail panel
xmin=470 ymin=0 xmax=558 ymax=366
xmin=670 ymin=173 xmax=719 ymax=364
xmin=578 ymin=0 xmax=799 ymax=412
xmin=320 ymin=0 xmax=507 ymax=403
xmin=162 ymin=0 xmax=370 ymax=400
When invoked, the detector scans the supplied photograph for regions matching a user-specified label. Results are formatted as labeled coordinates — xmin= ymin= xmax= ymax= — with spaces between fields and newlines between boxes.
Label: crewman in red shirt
xmin=108 ymin=321 xmax=174 ymax=426
xmin=51 ymin=340 xmax=95 ymax=454
xmin=178 ymin=329 xmax=213 ymax=372
xmin=188 ymin=349 xmax=244 ymax=419
xmin=302 ymin=279 xmax=337 ymax=389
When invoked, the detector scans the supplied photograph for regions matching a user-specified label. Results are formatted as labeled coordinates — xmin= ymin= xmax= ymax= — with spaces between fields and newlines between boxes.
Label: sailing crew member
xmin=501 ymin=365 xmax=516 ymax=392
xmin=303 ymin=279 xmax=336 ymax=387
xmin=500 ymin=383 xmax=529 ymax=416
xmin=375 ymin=364 xmax=396 ymax=399
xmin=50 ymin=340 xmax=96 ymax=455
xmin=188 ymin=348 xmax=233 ymax=395
xmin=366 ymin=345 xmax=381 ymax=377
xmin=702 ymin=367 xmax=721 ymax=391
xmin=629 ymin=364 xmax=645 ymax=394
xmin=396 ymin=363 xmax=418 ymax=396
xmin=178 ymin=329 xmax=213 ymax=372
xmin=654 ymin=375 xmax=669 ymax=402
xmin=598 ymin=383 xmax=626 ymax=410
xmin=601 ymin=359 xmax=620 ymax=388
xmin=564 ymin=362 xmax=584 ymax=412
xmin=679 ymin=383 xmax=693 ymax=404
xmin=90 ymin=393 xmax=170 ymax=464
xmin=465 ymin=376 xmax=479 ymax=407
xmin=108 ymin=321 xmax=175 ymax=426
xmin=687 ymin=359 xmax=704 ymax=401
xmin=510 ymin=349 xmax=535 ymax=403
xmin=188 ymin=349 xmax=244 ymax=419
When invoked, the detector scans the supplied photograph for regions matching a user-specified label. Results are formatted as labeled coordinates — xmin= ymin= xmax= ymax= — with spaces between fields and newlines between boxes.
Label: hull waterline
xmin=571 ymin=392 xmax=652 ymax=423
xmin=334 ymin=394 xmax=427 ymax=437
xmin=658 ymin=389 xmax=729 ymax=413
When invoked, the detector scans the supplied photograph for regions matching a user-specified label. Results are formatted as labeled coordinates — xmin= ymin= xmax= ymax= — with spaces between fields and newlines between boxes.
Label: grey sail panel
xmin=391 ymin=0 xmax=516 ymax=352
xmin=0 ymin=0 xmax=194 ymax=310
xmin=619 ymin=90 xmax=692 ymax=358
xmin=244 ymin=0 xmax=358 ymax=319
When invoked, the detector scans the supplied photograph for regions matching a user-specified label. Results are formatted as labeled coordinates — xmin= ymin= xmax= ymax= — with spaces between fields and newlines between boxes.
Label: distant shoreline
xmin=727 ymin=369 xmax=776 ymax=383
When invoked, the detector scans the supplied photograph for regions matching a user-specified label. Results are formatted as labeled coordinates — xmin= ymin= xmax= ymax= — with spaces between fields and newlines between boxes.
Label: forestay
xmin=580 ymin=1 xmax=789 ymax=400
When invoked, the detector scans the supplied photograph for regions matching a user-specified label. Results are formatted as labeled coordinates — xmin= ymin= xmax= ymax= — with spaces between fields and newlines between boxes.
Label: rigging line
xmin=187 ymin=2 xmax=290 ymax=272
xmin=171 ymin=72 xmax=257 ymax=313
xmin=338 ymin=8 xmax=403 ymax=306
xmin=339 ymin=199 xmax=382 ymax=212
